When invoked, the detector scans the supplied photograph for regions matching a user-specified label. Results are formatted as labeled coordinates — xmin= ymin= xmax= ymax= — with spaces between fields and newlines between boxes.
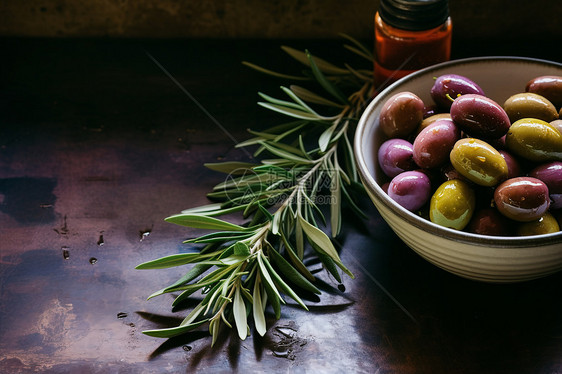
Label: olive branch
xmin=136 ymin=34 xmax=374 ymax=344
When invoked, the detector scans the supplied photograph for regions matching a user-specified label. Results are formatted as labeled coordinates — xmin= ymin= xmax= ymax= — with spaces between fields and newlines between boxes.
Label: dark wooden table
xmin=1 ymin=37 xmax=561 ymax=374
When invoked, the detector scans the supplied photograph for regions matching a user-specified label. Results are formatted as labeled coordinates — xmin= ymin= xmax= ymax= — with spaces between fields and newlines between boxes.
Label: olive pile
xmin=377 ymin=74 xmax=562 ymax=236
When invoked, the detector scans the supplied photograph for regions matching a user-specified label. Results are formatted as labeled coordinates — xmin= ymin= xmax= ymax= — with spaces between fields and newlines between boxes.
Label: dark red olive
xmin=450 ymin=94 xmax=511 ymax=139
xmin=466 ymin=208 xmax=511 ymax=236
xmin=494 ymin=177 xmax=550 ymax=222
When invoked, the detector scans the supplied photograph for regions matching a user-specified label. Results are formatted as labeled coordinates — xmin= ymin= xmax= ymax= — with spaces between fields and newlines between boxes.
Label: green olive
xmin=503 ymin=92 xmax=558 ymax=122
xmin=430 ymin=179 xmax=475 ymax=230
xmin=416 ymin=113 xmax=451 ymax=136
xmin=450 ymin=138 xmax=508 ymax=187
xmin=516 ymin=213 xmax=560 ymax=236
xmin=505 ymin=118 xmax=562 ymax=161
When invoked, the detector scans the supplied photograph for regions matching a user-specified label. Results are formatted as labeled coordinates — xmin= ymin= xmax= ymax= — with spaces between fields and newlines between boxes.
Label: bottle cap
xmin=379 ymin=0 xmax=450 ymax=31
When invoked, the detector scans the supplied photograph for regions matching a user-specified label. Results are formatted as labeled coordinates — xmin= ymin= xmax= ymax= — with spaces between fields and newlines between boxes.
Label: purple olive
xmin=387 ymin=171 xmax=432 ymax=212
xmin=412 ymin=119 xmax=460 ymax=169
xmin=499 ymin=150 xmax=521 ymax=179
xmin=529 ymin=161 xmax=562 ymax=209
xmin=450 ymin=94 xmax=511 ymax=139
xmin=494 ymin=177 xmax=550 ymax=222
xmin=378 ymin=138 xmax=416 ymax=178
xmin=550 ymin=119 xmax=562 ymax=134
xmin=430 ymin=74 xmax=485 ymax=109
xmin=526 ymin=75 xmax=562 ymax=109
xmin=423 ymin=105 xmax=439 ymax=118
xmin=379 ymin=92 xmax=425 ymax=138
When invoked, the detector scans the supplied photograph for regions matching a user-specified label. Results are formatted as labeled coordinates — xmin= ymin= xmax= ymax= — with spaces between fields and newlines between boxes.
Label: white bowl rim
xmin=355 ymin=56 xmax=562 ymax=249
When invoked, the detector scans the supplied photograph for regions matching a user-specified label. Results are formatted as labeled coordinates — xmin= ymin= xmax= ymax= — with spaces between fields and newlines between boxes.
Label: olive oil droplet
xmin=97 ymin=232 xmax=105 ymax=246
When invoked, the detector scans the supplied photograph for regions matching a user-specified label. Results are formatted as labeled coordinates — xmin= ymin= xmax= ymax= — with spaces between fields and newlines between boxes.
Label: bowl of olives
xmin=355 ymin=56 xmax=562 ymax=283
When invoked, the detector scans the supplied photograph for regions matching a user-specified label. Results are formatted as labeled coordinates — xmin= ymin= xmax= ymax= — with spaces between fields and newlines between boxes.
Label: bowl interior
xmin=355 ymin=57 xmax=562 ymax=247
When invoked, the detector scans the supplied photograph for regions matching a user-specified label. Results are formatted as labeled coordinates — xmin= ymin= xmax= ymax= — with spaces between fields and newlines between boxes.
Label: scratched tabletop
xmin=0 ymin=38 xmax=561 ymax=374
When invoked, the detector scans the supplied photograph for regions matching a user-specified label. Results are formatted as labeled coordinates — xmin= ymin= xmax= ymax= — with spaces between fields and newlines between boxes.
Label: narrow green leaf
xmin=165 ymin=214 xmax=248 ymax=231
xmin=268 ymin=246 xmax=320 ymax=294
xmin=180 ymin=203 xmax=223 ymax=214
xmin=258 ymin=92 xmax=306 ymax=112
xmin=254 ymin=120 xmax=309 ymax=135
xmin=263 ymin=140 xmax=306 ymax=157
xmin=233 ymin=286 xmax=248 ymax=340
xmin=306 ymin=50 xmax=349 ymax=104
xmin=344 ymin=45 xmax=374 ymax=62
xmin=171 ymin=287 xmax=201 ymax=307
xmin=316 ymin=251 xmax=342 ymax=283
xmin=341 ymin=184 xmax=368 ymax=220
xmin=142 ymin=319 xmax=209 ymax=338
xmin=271 ymin=211 xmax=281 ymax=235
xmin=236 ymin=137 xmax=264 ymax=148
xmin=298 ymin=215 xmax=341 ymax=262
xmin=344 ymin=63 xmax=373 ymax=81
xmin=165 ymin=263 xmax=212 ymax=291
xmin=184 ymin=230 xmax=251 ymax=243
xmin=253 ymin=275 xmax=267 ymax=336
xmin=209 ymin=318 xmax=219 ymax=347
xmin=280 ymin=86 xmax=322 ymax=117
xmin=213 ymin=173 xmax=274 ymax=191
xmin=281 ymin=46 xmax=349 ymax=75
xmin=262 ymin=276 xmax=282 ymax=319
xmin=330 ymin=171 xmax=342 ymax=238
xmin=258 ymin=102 xmax=322 ymax=121
xmin=204 ymin=162 xmax=258 ymax=175
xmin=185 ymin=232 xmax=254 ymax=244
xmin=298 ymin=135 xmax=309 ymax=158
xmin=146 ymin=263 xmax=213 ymax=300
xmin=180 ymin=303 xmax=205 ymax=326
xmin=301 ymin=191 xmax=326 ymax=227
xmin=242 ymin=61 xmax=310 ymax=81
xmin=339 ymin=33 xmax=373 ymax=60
xmin=298 ymin=214 xmax=354 ymax=278
xmin=257 ymin=253 xmax=283 ymax=302
xmin=259 ymin=142 xmax=314 ymax=164
xmin=280 ymin=232 xmax=315 ymax=282
xmin=343 ymin=131 xmax=358 ymax=182
xmin=240 ymin=284 xmax=253 ymax=304
xmin=136 ymin=252 xmax=208 ymax=270
xmin=260 ymin=253 xmax=308 ymax=311
xmin=257 ymin=202 xmax=274 ymax=221
xmin=260 ymin=158 xmax=295 ymax=166
xmin=295 ymin=218 xmax=304 ymax=259
xmin=234 ymin=242 xmax=251 ymax=256
xmin=319 ymin=123 xmax=336 ymax=152
xmin=203 ymin=254 xmax=247 ymax=266
xmin=289 ymin=85 xmax=345 ymax=108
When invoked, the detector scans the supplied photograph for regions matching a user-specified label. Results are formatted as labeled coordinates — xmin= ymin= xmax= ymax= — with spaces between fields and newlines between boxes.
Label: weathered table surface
xmin=1 ymin=38 xmax=561 ymax=374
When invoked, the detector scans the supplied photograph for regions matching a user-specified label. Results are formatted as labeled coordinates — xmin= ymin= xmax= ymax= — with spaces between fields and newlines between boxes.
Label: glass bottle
xmin=374 ymin=0 xmax=453 ymax=90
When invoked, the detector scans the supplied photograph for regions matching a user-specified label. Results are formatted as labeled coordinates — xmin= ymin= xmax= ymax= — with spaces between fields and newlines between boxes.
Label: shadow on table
xmin=351 ymin=231 xmax=562 ymax=374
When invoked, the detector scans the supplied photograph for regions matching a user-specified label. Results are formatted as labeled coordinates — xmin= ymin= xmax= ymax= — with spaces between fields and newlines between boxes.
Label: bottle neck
xmin=379 ymin=0 xmax=450 ymax=31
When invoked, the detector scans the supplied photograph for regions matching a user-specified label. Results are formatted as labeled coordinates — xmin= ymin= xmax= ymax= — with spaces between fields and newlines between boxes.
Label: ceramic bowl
xmin=355 ymin=57 xmax=562 ymax=283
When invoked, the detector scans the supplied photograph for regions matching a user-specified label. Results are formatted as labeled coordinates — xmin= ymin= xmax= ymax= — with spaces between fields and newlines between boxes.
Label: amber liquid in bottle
xmin=374 ymin=12 xmax=452 ymax=90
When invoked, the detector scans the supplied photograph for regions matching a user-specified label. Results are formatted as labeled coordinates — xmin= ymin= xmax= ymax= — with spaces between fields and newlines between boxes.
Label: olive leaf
xmin=165 ymin=214 xmax=249 ymax=231
xmin=252 ymin=274 xmax=267 ymax=336
xmin=233 ymin=285 xmax=248 ymax=340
